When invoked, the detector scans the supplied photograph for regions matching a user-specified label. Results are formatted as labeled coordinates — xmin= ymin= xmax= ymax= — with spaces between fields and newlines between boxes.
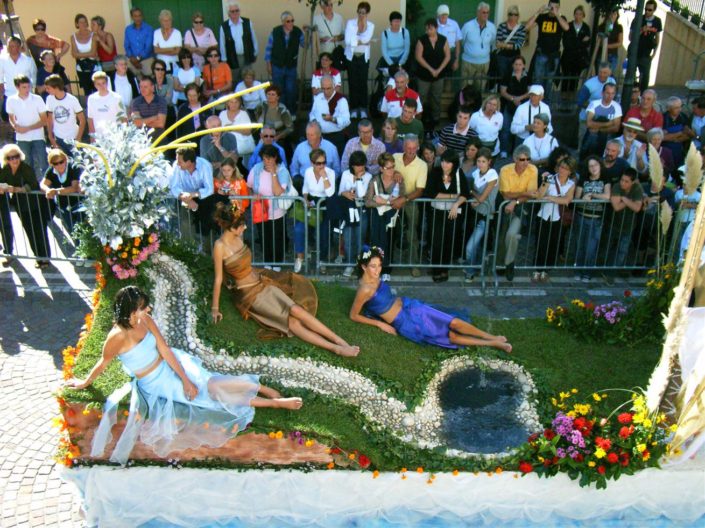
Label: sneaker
xmin=581 ymin=275 xmax=591 ymax=283
xmin=342 ymin=266 xmax=354 ymax=278
xmin=532 ymin=271 xmax=541 ymax=283
xmin=464 ymin=272 xmax=475 ymax=283
xmin=381 ymin=273 xmax=391 ymax=282
xmin=359 ymin=109 xmax=368 ymax=119
xmin=334 ymin=255 xmax=344 ymax=264
xmin=506 ymin=263 xmax=515 ymax=282
xmin=539 ymin=271 xmax=549 ymax=282
xmin=264 ymin=265 xmax=273 ymax=270
xmin=294 ymin=258 xmax=303 ymax=273
xmin=411 ymin=267 xmax=421 ymax=278
xmin=573 ymin=274 xmax=582 ymax=282
xmin=272 ymin=266 xmax=281 ymax=272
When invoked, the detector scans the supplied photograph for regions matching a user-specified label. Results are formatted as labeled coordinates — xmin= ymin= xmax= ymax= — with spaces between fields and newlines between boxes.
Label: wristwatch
xmin=515 ymin=199 xmax=520 ymax=205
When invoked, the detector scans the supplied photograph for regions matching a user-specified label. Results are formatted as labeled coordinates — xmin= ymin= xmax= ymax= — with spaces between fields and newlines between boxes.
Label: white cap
xmin=528 ymin=85 xmax=545 ymax=95
xmin=437 ymin=5 xmax=450 ymax=16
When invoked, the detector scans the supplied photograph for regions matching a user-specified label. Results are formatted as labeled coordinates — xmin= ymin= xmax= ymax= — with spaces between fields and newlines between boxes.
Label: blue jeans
xmin=271 ymin=65 xmax=298 ymax=114
xmin=574 ymin=214 xmax=603 ymax=270
xmin=17 ymin=140 xmax=48 ymax=181
xmin=464 ymin=218 xmax=486 ymax=274
xmin=531 ymin=52 xmax=560 ymax=102
xmin=294 ymin=218 xmax=331 ymax=261
xmin=343 ymin=210 xmax=369 ymax=264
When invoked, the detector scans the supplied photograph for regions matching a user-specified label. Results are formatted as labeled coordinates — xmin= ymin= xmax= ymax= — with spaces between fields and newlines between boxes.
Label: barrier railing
xmin=314 ymin=197 xmax=494 ymax=287
xmin=491 ymin=198 xmax=682 ymax=292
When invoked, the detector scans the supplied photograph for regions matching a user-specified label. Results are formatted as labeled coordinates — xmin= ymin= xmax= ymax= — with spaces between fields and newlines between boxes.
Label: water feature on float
xmin=439 ymin=368 xmax=529 ymax=454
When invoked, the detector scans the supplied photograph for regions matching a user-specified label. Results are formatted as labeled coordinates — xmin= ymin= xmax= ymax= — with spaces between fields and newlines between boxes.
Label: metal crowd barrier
xmin=491 ymin=198 xmax=681 ymax=292
xmin=314 ymin=197 xmax=494 ymax=287
xmin=0 ymin=191 xmax=85 ymax=264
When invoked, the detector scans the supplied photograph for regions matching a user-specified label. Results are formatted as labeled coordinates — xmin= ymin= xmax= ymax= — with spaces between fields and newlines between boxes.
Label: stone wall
xmin=655 ymin=11 xmax=705 ymax=87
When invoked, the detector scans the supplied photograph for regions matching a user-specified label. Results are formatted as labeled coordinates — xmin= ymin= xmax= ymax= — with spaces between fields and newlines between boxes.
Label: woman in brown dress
xmin=211 ymin=203 xmax=359 ymax=357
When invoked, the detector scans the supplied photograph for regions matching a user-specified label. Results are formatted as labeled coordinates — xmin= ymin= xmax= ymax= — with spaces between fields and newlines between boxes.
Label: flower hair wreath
xmin=361 ymin=245 xmax=384 ymax=261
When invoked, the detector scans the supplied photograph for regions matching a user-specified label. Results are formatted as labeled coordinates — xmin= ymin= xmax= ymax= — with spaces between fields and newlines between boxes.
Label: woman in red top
xmin=91 ymin=16 xmax=117 ymax=73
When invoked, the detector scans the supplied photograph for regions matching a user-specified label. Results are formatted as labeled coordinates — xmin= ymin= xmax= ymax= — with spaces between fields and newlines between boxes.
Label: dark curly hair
xmin=354 ymin=245 xmax=385 ymax=278
xmin=213 ymin=201 xmax=247 ymax=231
xmin=114 ymin=286 xmax=150 ymax=329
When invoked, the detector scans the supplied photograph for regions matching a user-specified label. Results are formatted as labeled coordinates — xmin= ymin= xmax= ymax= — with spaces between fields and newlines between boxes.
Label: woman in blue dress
xmin=349 ymin=246 xmax=512 ymax=352
xmin=66 ymin=286 xmax=302 ymax=464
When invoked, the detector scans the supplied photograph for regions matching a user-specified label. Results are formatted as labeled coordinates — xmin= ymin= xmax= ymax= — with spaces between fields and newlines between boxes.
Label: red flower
xmin=528 ymin=433 xmax=540 ymax=443
xmin=543 ymin=429 xmax=556 ymax=440
xmin=618 ymin=413 xmax=633 ymax=425
xmin=358 ymin=454 xmax=371 ymax=469
xmin=619 ymin=425 xmax=634 ymax=439
xmin=597 ymin=465 xmax=606 ymax=475
xmin=518 ymin=461 xmax=534 ymax=474
xmin=330 ymin=447 xmax=342 ymax=455
xmin=543 ymin=458 xmax=553 ymax=467
xmin=624 ymin=290 xmax=632 ymax=298
xmin=573 ymin=417 xmax=587 ymax=430
xmin=606 ymin=452 xmax=619 ymax=464
xmin=585 ymin=302 xmax=594 ymax=311
xmin=619 ymin=453 xmax=630 ymax=467
xmin=595 ymin=437 xmax=612 ymax=451
xmin=574 ymin=453 xmax=584 ymax=463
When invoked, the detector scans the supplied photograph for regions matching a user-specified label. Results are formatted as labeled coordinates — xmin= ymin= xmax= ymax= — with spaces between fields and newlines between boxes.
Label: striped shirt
xmin=495 ymin=22 xmax=526 ymax=57
xmin=438 ymin=123 xmax=478 ymax=154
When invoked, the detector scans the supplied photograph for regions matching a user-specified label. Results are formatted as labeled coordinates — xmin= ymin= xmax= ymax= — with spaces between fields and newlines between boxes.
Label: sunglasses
xmin=229 ymin=9 xmax=240 ymax=13
xmin=35 ymin=26 xmax=46 ymax=31
xmin=645 ymin=8 xmax=654 ymax=12
xmin=383 ymin=165 xmax=395 ymax=170
xmin=261 ymin=134 xmax=275 ymax=138
xmin=193 ymin=20 xmax=204 ymax=24
xmin=357 ymin=10 xmax=368 ymax=15
xmin=153 ymin=67 xmax=165 ymax=71
xmin=517 ymin=157 xmax=530 ymax=162
xmin=51 ymin=159 xmax=67 ymax=166
xmin=313 ymin=161 xmax=327 ymax=166
xmin=508 ymin=13 xmax=519 ymax=17
xmin=284 ymin=19 xmax=294 ymax=23
xmin=6 ymin=154 xmax=21 ymax=161
xmin=208 ymin=54 xmax=219 ymax=58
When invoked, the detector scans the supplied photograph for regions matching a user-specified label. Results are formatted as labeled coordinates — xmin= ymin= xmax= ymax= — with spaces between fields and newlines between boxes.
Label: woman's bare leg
xmin=449 ymin=318 xmax=508 ymax=342
xmin=290 ymin=305 xmax=359 ymax=353
xmin=288 ymin=317 xmax=359 ymax=357
xmin=250 ymin=396 xmax=303 ymax=409
xmin=449 ymin=331 xmax=512 ymax=353
xmin=258 ymin=385 xmax=282 ymax=399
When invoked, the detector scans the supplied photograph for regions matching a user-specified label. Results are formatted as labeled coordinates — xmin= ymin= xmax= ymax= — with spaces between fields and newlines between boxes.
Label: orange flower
xmin=133 ymin=237 xmax=141 ymax=246
xmin=268 ymin=432 xmax=276 ymax=439
xmin=120 ymin=252 xmax=128 ymax=259
xmin=372 ymin=470 xmax=380 ymax=479
xmin=495 ymin=467 xmax=503 ymax=474
xmin=426 ymin=479 xmax=433 ymax=485
xmin=401 ymin=474 xmax=407 ymax=480
xmin=348 ymin=453 xmax=356 ymax=460
xmin=327 ymin=462 xmax=335 ymax=470
xmin=203 ymin=422 xmax=210 ymax=429
xmin=400 ymin=467 xmax=407 ymax=473
xmin=416 ymin=467 xmax=424 ymax=474
xmin=122 ymin=410 xmax=129 ymax=417
xmin=452 ymin=469 xmax=459 ymax=476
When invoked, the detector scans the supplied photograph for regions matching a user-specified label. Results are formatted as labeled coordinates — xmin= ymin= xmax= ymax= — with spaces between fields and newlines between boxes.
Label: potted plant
xmin=670 ymin=1 xmax=680 ymax=13
xmin=690 ymin=13 xmax=701 ymax=25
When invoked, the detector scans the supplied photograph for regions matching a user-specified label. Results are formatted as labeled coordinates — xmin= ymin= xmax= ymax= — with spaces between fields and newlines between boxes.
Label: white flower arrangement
xmin=74 ymin=123 xmax=172 ymax=250
xmin=145 ymin=254 xmax=542 ymax=459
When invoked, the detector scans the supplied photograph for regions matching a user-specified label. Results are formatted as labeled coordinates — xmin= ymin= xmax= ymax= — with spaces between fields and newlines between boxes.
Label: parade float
xmin=56 ymin=87 xmax=705 ymax=526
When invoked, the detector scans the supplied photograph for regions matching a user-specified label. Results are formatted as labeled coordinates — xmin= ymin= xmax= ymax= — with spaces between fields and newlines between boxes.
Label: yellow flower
xmin=573 ymin=403 xmax=591 ymax=416
xmin=305 ymin=440 xmax=314 ymax=447
xmin=595 ymin=448 xmax=606 ymax=459
xmin=82 ymin=408 xmax=90 ymax=416
xmin=538 ymin=456 xmax=545 ymax=463
xmin=348 ymin=453 xmax=356 ymax=460
xmin=559 ymin=391 xmax=571 ymax=400
xmin=636 ymin=443 xmax=647 ymax=453
xmin=551 ymin=398 xmax=558 ymax=406
xmin=643 ymin=418 xmax=653 ymax=428
xmin=275 ymin=430 xmax=283 ymax=439
xmin=571 ymin=388 xmax=578 ymax=394
xmin=588 ymin=461 xmax=596 ymax=467
xmin=642 ymin=451 xmax=651 ymax=461
xmin=601 ymin=394 xmax=608 ymax=399
xmin=665 ymin=274 xmax=672 ymax=279
xmin=647 ymin=269 xmax=656 ymax=275
xmin=633 ymin=413 xmax=645 ymax=425
xmin=566 ymin=411 xmax=577 ymax=418
xmin=592 ymin=393 xmax=602 ymax=402
xmin=670 ymin=424 xmax=678 ymax=433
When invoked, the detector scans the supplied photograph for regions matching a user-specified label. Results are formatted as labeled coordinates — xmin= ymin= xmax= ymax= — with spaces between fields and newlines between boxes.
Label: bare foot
xmin=496 ymin=336 xmax=508 ymax=343
xmin=259 ymin=386 xmax=282 ymax=399
xmin=334 ymin=344 xmax=360 ymax=357
xmin=498 ymin=342 xmax=512 ymax=353
xmin=276 ymin=397 xmax=303 ymax=410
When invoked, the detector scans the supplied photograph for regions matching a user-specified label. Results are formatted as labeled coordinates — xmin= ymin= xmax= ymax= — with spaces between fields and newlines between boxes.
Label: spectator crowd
xmin=0 ymin=1 xmax=703 ymax=283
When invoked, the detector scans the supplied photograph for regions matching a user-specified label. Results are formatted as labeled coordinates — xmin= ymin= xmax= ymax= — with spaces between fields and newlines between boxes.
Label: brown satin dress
xmin=223 ymin=245 xmax=318 ymax=339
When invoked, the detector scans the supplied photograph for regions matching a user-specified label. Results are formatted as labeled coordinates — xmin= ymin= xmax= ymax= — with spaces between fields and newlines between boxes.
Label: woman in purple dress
xmin=349 ymin=246 xmax=512 ymax=351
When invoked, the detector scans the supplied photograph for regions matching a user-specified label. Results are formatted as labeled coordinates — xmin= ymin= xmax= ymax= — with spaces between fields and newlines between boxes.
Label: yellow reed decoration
xmin=150 ymin=82 xmax=270 ymax=148
xmin=126 ymin=143 xmax=198 ymax=179
xmin=166 ymin=125 xmax=262 ymax=147
xmin=75 ymin=142 xmax=113 ymax=187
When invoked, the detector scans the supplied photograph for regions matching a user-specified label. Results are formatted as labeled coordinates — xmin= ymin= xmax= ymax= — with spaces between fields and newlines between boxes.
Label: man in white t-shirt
xmin=45 ymin=75 xmax=86 ymax=157
xmin=510 ymin=84 xmax=552 ymax=143
xmin=87 ymin=71 xmax=126 ymax=137
xmin=6 ymin=74 xmax=47 ymax=177
xmin=436 ymin=5 xmax=462 ymax=81
xmin=0 ymin=36 xmax=37 ymax=120
xmin=580 ymin=82 xmax=622 ymax=159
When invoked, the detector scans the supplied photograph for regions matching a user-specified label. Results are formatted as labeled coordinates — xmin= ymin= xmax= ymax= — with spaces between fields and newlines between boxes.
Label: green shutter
xmin=136 ymin=0 xmax=223 ymax=38
xmin=407 ymin=0 xmax=497 ymax=39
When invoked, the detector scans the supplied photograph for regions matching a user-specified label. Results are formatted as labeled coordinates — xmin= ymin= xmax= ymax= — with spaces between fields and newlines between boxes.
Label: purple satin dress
xmin=364 ymin=281 xmax=462 ymax=349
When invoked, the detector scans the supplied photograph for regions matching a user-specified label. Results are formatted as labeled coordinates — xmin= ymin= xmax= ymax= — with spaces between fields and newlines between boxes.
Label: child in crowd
xmin=214 ymin=158 xmax=249 ymax=210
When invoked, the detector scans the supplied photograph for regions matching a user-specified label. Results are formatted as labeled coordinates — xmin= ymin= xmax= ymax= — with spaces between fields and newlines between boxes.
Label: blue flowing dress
xmin=91 ymin=331 xmax=259 ymax=464
xmin=364 ymin=281 xmax=469 ymax=349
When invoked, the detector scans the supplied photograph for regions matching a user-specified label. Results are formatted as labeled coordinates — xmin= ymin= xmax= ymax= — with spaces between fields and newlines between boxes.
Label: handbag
xmin=554 ymin=179 xmax=573 ymax=227
xmin=275 ymin=181 xmax=298 ymax=210
xmin=76 ymin=58 xmax=99 ymax=72
xmin=251 ymin=198 xmax=269 ymax=224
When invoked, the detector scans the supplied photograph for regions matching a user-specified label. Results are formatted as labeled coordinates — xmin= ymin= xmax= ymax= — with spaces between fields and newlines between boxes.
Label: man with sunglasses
xmin=265 ymin=11 xmax=305 ymax=114
xmin=629 ymin=0 xmax=662 ymax=92
xmin=248 ymin=125 xmax=288 ymax=171
xmin=219 ymin=1 xmax=258 ymax=85
xmin=40 ymin=149 xmax=83 ymax=237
